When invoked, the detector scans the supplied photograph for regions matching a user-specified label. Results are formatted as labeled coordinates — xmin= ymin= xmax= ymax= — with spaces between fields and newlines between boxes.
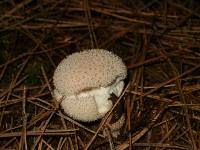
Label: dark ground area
xmin=0 ymin=0 xmax=200 ymax=149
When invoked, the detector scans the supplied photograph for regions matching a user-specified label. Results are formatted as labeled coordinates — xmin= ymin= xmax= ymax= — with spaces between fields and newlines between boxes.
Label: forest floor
xmin=0 ymin=0 xmax=200 ymax=149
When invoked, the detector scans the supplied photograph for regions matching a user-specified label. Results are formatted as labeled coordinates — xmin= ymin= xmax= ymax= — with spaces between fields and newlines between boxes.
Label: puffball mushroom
xmin=53 ymin=49 xmax=127 ymax=122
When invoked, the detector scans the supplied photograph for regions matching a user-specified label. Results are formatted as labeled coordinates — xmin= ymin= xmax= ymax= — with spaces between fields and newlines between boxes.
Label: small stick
xmin=103 ymin=127 xmax=115 ymax=150
xmin=19 ymin=86 xmax=28 ymax=150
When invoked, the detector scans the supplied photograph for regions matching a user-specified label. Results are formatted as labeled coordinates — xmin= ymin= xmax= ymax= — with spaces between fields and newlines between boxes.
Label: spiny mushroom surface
xmin=53 ymin=49 xmax=127 ymax=122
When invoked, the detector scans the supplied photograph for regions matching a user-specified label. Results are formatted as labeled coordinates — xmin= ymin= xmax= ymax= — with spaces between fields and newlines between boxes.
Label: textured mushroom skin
xmin=60 ymin=95 xmax=104 ymax=121
xmin=53 ymin=49 xmax=127 ymax=97
xmin=53 ymin=49 xmax=127 ymax=122
xmin=53 ymin=79 xmax=123 ymax=122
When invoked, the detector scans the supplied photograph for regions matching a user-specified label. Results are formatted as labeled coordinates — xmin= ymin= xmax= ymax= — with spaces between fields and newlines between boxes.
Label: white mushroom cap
xmin=53 ymin=49 xmax=127 ymax=122
xmin=53 ymin=49 xmax=127 ymax=97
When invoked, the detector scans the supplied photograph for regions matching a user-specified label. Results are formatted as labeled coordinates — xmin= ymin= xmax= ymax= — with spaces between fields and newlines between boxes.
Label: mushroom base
xmin=53 ymin=79 xmax=125 ymax=122
xmin=61 ymin=95 xmax=108 ymax=122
